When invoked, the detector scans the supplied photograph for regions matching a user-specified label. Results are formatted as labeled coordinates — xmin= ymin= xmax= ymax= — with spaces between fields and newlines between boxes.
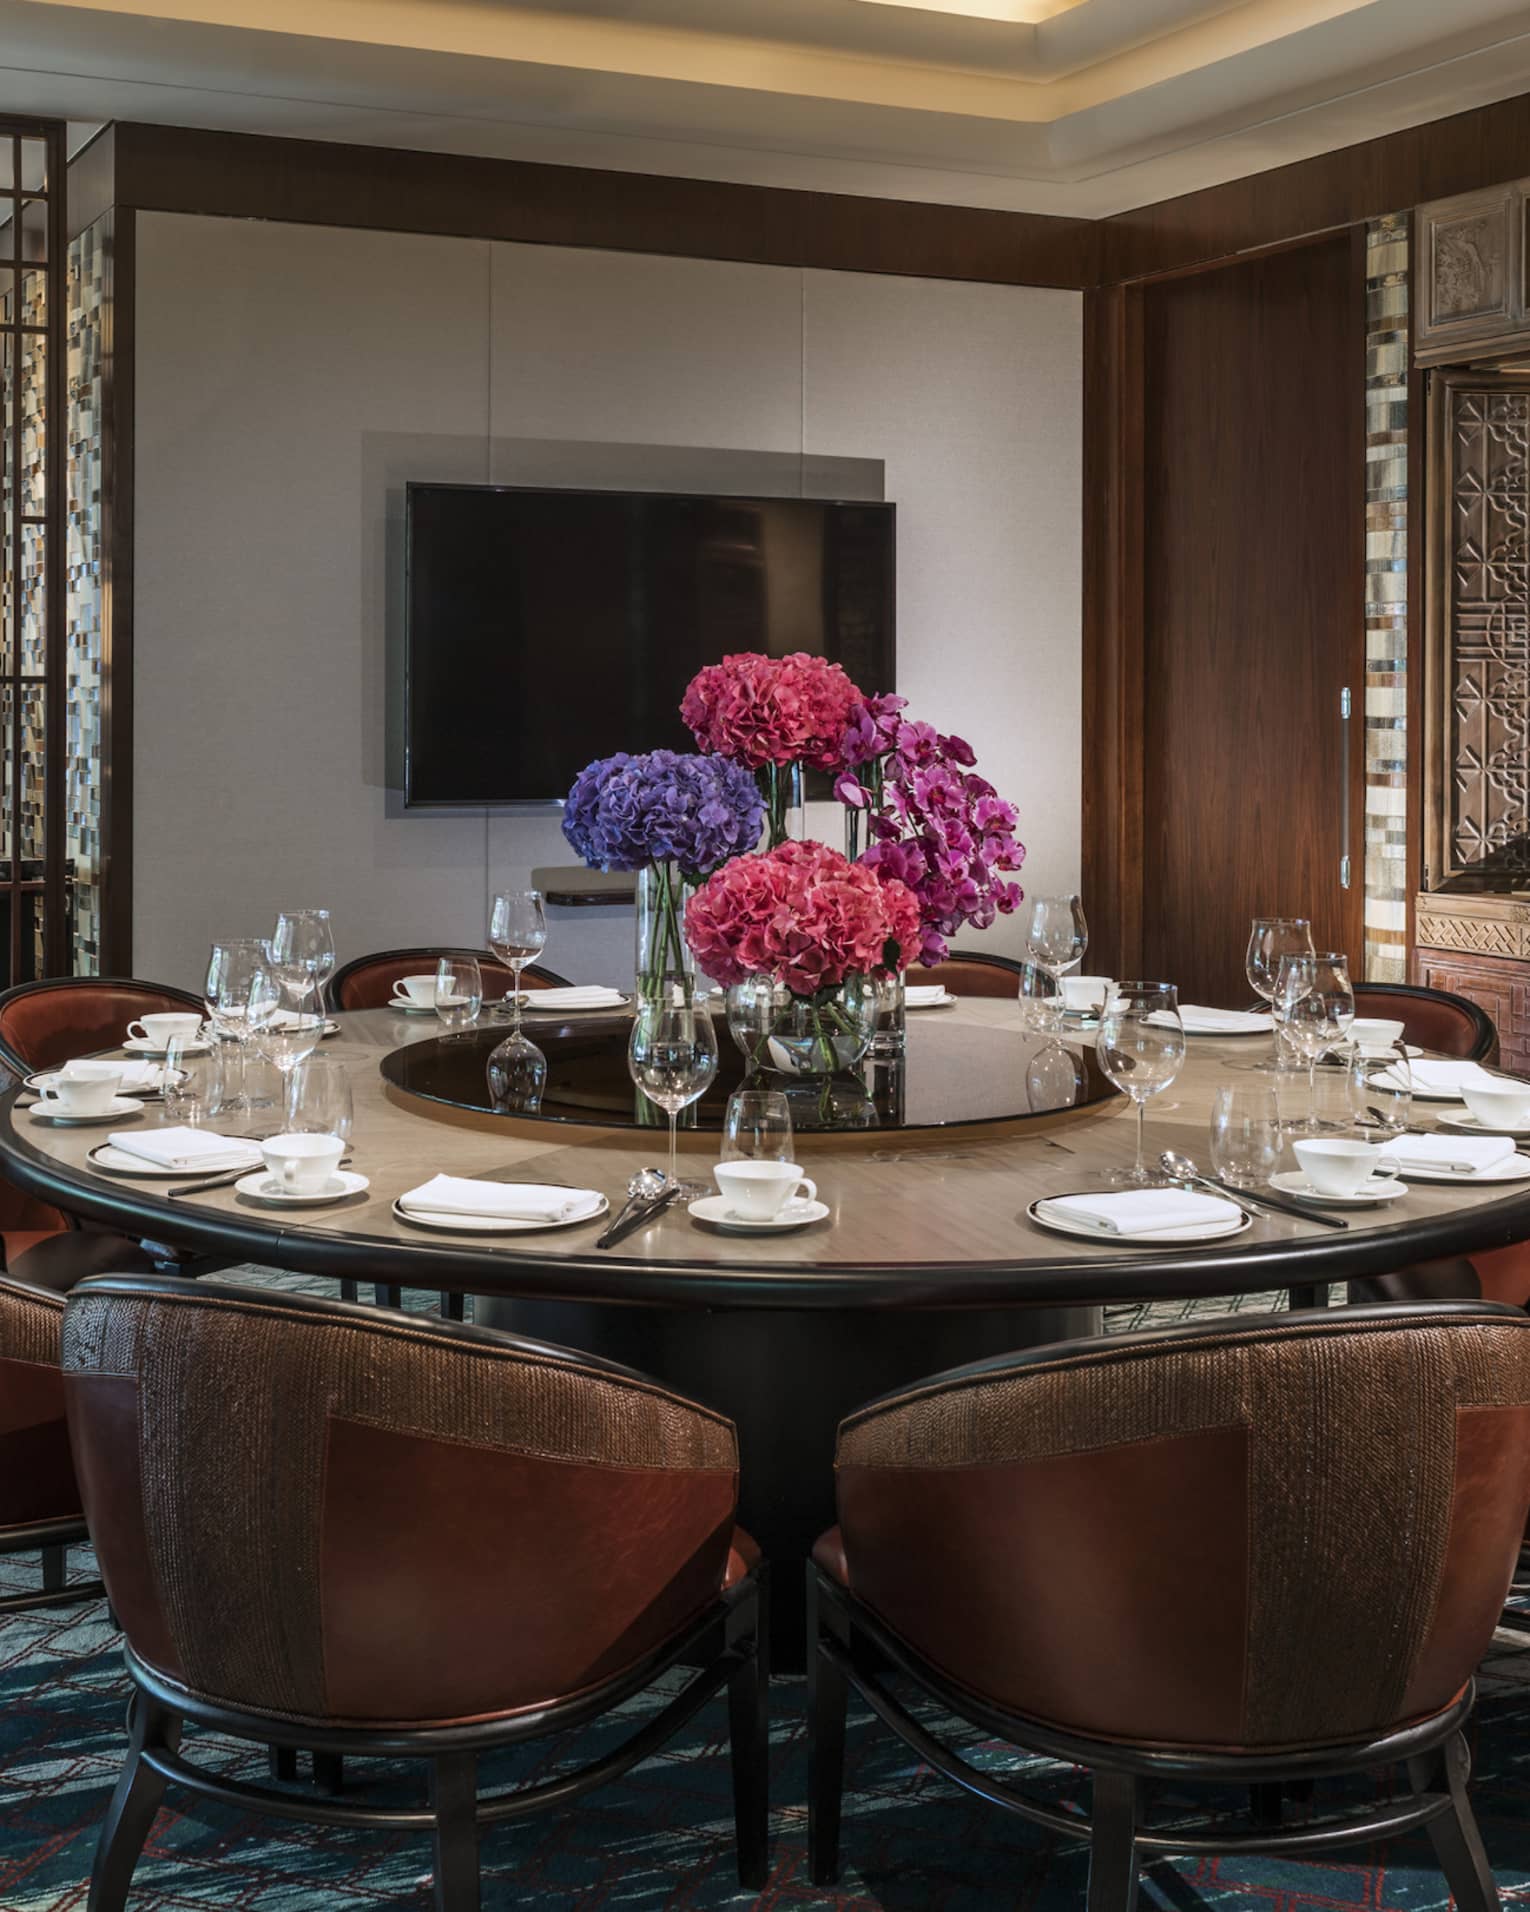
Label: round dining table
xmin=6 ymin=997 xmax=1528 ymax=1659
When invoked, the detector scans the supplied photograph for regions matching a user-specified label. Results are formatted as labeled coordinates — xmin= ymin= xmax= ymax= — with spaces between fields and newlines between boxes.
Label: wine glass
xmin=1095 ymin=982 xmax=1185 ymax=1185
xmin=1246 ymin=917 xmax=1315 ymax=1064
xmin=285 ymin=1053 xmax=354 ymax=1144
xmin=628 ymin=993 xmax=719 ymax=1199
xmin=1210 ymin=1083 xmax=1282 ymax=1187
xmin=1274 ymin=953 xmax=1348 ymax=1133
xmin=270 ymin=909 xmax=336 ymax=1015
xmin=203 ymin=939 xmax=279 ymax=1113
xmin=1025 ymin=895 xmax=1088 ymax=999
xmin=435 ymin=955 xmax=483 ymax=1036
xmin=255 ymin=947 xmax=326 ymax=1086
xmin=721 ymin=1088 xmax=793 ymax=1165
xmin=489 ymin=890 xmax=548 ymax=1033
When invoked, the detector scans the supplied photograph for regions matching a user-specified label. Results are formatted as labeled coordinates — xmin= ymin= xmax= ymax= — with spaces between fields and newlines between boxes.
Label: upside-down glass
xmin=489 ymin=890 xmax=548 ymax=1034
xmin=284 ymin=1053 xmax=354 ymax=1143
xmin=434 ymin=955 xmax=483 ymax=1036
xmin=720 ymin=1088 xmax=793 ymax=1165
xmin=1210 ymin=1083 xmax=1282 ymax=1187
xmin=1246 ymin=917 xmax=1315 ymax=1064
xmin=628 ymin=993 xmax=718 ymax=1199
xmin=270 ymin=909 xmax=336 ymax=1014
xmin=1025 ymin=895 xmax=1088 ymax=996
xmin=1095 ymin=983 xmax=1185 ymax=1185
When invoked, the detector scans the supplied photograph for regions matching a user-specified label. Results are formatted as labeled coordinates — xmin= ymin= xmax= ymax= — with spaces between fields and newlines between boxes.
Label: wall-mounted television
xmin=404 ymin=483 xmax=895 ymax=806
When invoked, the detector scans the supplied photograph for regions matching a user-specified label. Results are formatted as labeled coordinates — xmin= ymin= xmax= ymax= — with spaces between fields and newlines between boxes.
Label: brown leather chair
xmin=330 ymin=948 xmax=569 ymax=1012
xmin=1352 ymin=981 xmax=1497 ymax=1062
xmin=919 ymin=949 xmax=1026 ymax=998
xmin=0 ymin=974 xmax=206 ymax=1079
xmin=808 ymin=1304 xmax=1530 ymax=1910
xmin=63 ymin=1276 xmax=767 ymax=1911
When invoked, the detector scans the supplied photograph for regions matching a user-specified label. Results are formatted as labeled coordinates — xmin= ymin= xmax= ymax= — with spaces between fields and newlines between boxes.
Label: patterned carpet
xmin=8 ymin=1272 xmax=1516 ymax=1911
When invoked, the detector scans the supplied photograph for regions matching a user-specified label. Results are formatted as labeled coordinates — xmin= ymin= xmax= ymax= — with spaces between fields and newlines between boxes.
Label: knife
xmin=596 ymin=1185 xmax=679 ymax=1249
xmin=1209 ymin=1175 xmax=1349 ymax=1231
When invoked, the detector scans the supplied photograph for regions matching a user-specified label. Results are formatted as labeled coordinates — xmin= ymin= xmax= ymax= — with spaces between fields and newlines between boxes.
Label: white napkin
xmin=1376 ymin=1132 xmax=1517 ymax=1177
xmin=1378 ymin=1058 xmax=1498 ymax=1097
xmin=1152 ymin=1006 xmax=1272 ymax=1035
xmin=41 ymin=1059 xmax=165 ymax=1092
xmin=398 ymin=1175 xmax=603 ymax=1222
xmin=106 ymin=1126 xmax=263 ymax=1172
xmin=267 ymin=1010 xmax=327 ymax=1032
xmin=1041 ymin=1189 xmax=1242 ymax=1236
xmin=904 ymin=985 xmax=950 ymax=1008
xmin=523 ymin=986 xmax=626 ymax=1010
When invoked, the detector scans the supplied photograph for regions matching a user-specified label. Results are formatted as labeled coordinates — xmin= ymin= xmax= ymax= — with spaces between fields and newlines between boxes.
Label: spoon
xmin=1159 ymin=1151 xmax=1260 ymax=1220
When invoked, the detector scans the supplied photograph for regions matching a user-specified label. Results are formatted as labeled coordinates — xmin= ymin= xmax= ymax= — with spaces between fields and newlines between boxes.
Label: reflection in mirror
xmin=487 ymin=1032 xmax=546 ymax=1114
xmin=1025 ymin=1040 xmax=1083 ymax=1113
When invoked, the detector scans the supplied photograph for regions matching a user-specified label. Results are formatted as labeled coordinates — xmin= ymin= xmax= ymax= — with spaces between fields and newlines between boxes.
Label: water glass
xmin=1016 ymin=960 xmax=1062 ymax=1033
xmin=284 ymin=1053 xmax=353 ymax=1143
xmin=1210 ymin=1084 xmax=1281 ymax=1187
xmin=628 ymin=994 xmax=718 ymax=1198
xmin=435 ymin=955 xmax=483 ymax=1035
xmin=162 ymin=1037 xmax=221 ymax=1127
xmin=1096 ymin=982 xmax=1185 ymax=1185
xmin=721 ymin=1089 xmax=793 ymax=1165
xmin=1347 ymin=1041 xmax=1412 ymax=1138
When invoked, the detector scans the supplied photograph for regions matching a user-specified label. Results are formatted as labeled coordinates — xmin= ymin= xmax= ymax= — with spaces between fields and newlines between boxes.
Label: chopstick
xmin=1208 ymin=1176 xmax=1348 ymax=1231
xmin=596 ymin=1186 xmax=678 ymax=1249
xmin=169 ymin=1155 xmax=351 ymax=1198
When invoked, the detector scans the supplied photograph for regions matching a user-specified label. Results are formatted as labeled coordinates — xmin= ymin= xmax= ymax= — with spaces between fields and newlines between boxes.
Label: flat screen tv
xmin=404 ymin=483 xmax=895 ymax=805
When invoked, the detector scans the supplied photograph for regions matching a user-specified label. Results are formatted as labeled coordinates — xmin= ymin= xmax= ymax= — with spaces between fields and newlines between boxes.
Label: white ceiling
xmin=3 ymin=0 xmax=1530 ymax=216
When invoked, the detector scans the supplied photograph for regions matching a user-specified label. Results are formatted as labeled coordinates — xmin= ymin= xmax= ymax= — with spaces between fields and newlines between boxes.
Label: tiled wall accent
xmin=1364 ymin=215 xmax=1409 ymax=982
xmin=64 ymin=214 xmax=107 ymax=975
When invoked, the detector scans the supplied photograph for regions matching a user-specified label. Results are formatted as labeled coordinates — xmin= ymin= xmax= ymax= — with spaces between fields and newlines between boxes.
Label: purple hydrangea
xmin=563 ymin=749 xmax=767 ymax=877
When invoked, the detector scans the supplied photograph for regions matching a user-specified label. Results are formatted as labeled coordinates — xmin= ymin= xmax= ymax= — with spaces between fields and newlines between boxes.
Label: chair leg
xmin=727 ymin=1580 xmax=770 ymax=1889
xmin=1087 ymin=1771 xmax=1139 ymax=1912
xmin=41 ymin=1543 xmax=64 ymax=1593
xmin=88 ymin=1693 xmax=181 ymax=1912
xmin=1407 ymin=1732 xmax=1501 ymax=1912
xmin=807 ymin=1572 xmax=849 ymax=1887
xmin=439 ymin=1291 xmax=465 ymax=1322
xmin=339 ymin=1279 xmax=359 ymax=1304
xmin=312 ymin=1751 xmax=345 ymax=1794
xmin=375 ymin=1285 xmax=403 ymax=1310
xmin=268 ymin=1745 xmax=298 ymax=1783
xmin=430 ymin=1752 xmax=480 ymax=1912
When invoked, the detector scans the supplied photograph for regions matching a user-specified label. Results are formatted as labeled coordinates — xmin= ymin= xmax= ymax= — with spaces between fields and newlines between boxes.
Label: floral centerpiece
xmin=685 ymin=839 xmax=920 ymax=1087
xmin=563 ymin=749 xmax=765 ymax=1002
xmin=682 ymin=651 xmax=865 ymax=847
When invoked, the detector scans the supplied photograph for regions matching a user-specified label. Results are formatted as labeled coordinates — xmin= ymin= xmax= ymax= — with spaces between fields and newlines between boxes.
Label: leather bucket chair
xmin=0 ymin=975 xmax=206 ymax=1079
xmin=808 ymin=1304 xmax=1530 ymax=1910
xmin=1351 ymin=980 xmax=1497 ymax=1062
xmin=918 ymin=950 xmax=1025 ymax=998
xmin=330 ymin=948 xmax=569 ymax=1011
xmin=62 ymin=1276 xmax=767 ymax=1912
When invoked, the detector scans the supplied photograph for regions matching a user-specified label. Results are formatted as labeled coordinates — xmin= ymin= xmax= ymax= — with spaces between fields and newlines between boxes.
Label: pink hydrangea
xmin=682 ymin=651 xmax=866 ymax=772
xmin=685 ymin=839 xmax=920 ymax=996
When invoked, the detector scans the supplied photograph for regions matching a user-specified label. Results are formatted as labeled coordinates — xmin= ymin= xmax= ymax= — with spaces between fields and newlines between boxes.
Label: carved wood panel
xmin=1416 ymin=183 xmax=1524 ymax=364
xmin=1413 ymin=948 xmax=1528 ymax=1072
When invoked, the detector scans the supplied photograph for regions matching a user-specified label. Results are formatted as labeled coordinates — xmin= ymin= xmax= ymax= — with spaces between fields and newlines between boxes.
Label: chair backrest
xmin=920 ymin=950 xmax=1025 ymax=999
xmin=0 ymin=976 xmax=205 ymax=1076
xmin=0 ymin=1274 xmax=80 ymax=1532
xmin=833 ymin=1304 xmax=1530 ymax=1752
xmin=1352 ymin=981 xmax=1497 ymax=1062
xmin=330 ymin=948 xmax=570 ymax=1011
xmin=63 ymin=1277 xmax=739 ymax=1726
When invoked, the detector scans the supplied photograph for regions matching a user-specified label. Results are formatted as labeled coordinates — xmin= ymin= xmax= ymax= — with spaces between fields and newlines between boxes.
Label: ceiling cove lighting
xmin=853 ymin=0 xmax=1091 ymax=19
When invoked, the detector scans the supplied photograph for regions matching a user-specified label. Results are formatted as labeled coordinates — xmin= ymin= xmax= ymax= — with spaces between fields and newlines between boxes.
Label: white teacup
xmin=1350 ymin=1017 xmax=1406 ymax=1054
xmin=1461 ymin=1080 xmax=1530 ymax=1131
xmin=714 ymin=1159 xmax=817 ymax=1221
xmin=1061 ymin=975 xmax=1113 ymax=1016
xmin=261 ymin=1131 xmax=346 ymax=1195
xmin=39 ymin=1061 xmax=124 ymax=1114
xmin=392 ymin=974 xmax=438 ymax=1007
xmin=1293 ymin=1137 xmax=1385 ymax=1198
xmin=127 ymin=1012 xmax=201 ymax=1051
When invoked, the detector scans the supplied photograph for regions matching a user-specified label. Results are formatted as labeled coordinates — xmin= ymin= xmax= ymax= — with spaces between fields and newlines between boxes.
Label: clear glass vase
xmin=871 ymin=970 xmax=906 ymax=1058
xmin=758 ymin=761 xmax=805 ymax=849
xmin=725 ymin=973 xmax=877 ymax=1080
xmin=634 ymin=861 xmax=696 ymax=1005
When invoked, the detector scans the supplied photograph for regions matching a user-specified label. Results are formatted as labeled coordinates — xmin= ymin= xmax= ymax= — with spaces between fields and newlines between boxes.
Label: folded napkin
xmin=398 ymin=1175 xmax=603 ymax=1223
xmin=267 ymin=1010 xmax=327 ymax=1032
xmin=106 ymin=1126 xmax=262 ymax=1172
xmin=1151 ymin=1006 xmax=1272 ymax=1035
xmin=1040 ymin=1189 xmax=1242 ymax=1237
xmin=904 ymin=985 xmax=950 ymax=1008
xmin=523 ymin=986 xmax=627 ymax=1010
xmin=1378 ymin=1058 xmax=1498 ymax=1097
xmin=1377 ymin=1132 xmax=1517 ymax=1177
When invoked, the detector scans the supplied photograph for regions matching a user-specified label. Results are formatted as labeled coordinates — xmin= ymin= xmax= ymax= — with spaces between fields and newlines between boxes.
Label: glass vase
xmin=634 ymin=860 xmax=696 ymax=1005
xmin=725 ymin=973 xmax=877 ymax=1080
xmin=758 ymin=761 xmax=805 ymax=849
xmin=871 ymin=970 xmax=906 ymax=1058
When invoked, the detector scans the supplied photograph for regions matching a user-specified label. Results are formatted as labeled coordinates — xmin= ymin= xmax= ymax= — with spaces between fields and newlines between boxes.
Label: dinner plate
xmin=123 ymin=1036 xmax=212 ymax=1057
xmin=1372 ymin=1067 xmax=1499 ymax=1103
xmin=688 ymin=1194 xmax=830 ymax=1233
xmin=1372 ymin=1153 xmax=1530 ymax=1186
xmin=905 ymin=992 xmax=957 ymax=1012
xmin=391 ymin=1193 xmax=610 ymax=1234
xmin=1268 ymin=1170 xmax=1407 ymax=1208
xmin=1437 ymin=1111 xmax=1530 ymax=1140
xmin=521 ymin=996 xmax=632 ymax=1015
xmin=1027 ymin=1198 xmax=1252 ymax=1246
xmin=235 ymin=1170 xmax=370 ymax=1207
xmin=28 ymin=1098 xmax=143 ymax=1127
xmin=87 ymin=1141 xmax=264 ymax=1178
xmin=26 ymin=1067 xmax=181 ymax=1097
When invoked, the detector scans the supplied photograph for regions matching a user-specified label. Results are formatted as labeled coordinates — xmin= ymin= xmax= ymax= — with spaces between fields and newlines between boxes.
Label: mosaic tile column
xmin=65 ymin=214 xmax=107 ymax=976
xmin=1363 ymin=215 xmax=1409 ymax=982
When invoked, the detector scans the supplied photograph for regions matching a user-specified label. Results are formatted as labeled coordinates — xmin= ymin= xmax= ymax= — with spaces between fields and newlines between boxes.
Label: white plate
xmin=1373 ymin=1153 xmax=1530 ymax=1186
xmin=391 ymin=1192 xmax=610 ymax=1234
xmin=26 ymin=1068 xmax=180 ymax=1097
xmin=1028 ymin=1198 xmax=1253 ymax=1246
xmin=905 ymin=992 xmax=957 ymax=1012
xmin=235 ymin=1170 xmax=370 ymax=1207
xmin=521 ymin=996 xmax=632 ymax=1015
xmin=388 ymin=997 xmax=440 ymax=1015
xmin=123 ymin=1036 xmax=212 ymax=1057
xmin=87 ymin=1141 xmax=264 ymax=1178
xmin=1268 ymin=1170 xmax=1408 ymax=1208
xmin=688 ymin=1194 xmax=830 ymax=1233
xmin=1437 ymin=1111 xmax=1530 ymax=1140
xmin=28 ymin=1097 xmax=144 ymax=1127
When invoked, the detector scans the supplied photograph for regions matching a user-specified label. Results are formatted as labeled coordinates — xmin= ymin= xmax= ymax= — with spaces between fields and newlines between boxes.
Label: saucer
xmin=390 ymin=1193 xmax=609 ymax=1234
xmin=1269 ymin=1169 xmax=1407 ymax=1207
xmin=905 ymin=992 xmax=957 ymax=1012
xmin=1437 ymin=1111 xmax=1530 ymax=1140
xmin=1027 ymin=1198 xmax=1252 ymax=1245
xmin=389 ymin=997 xmax=439 ymax=1015
xmin=235 ymin=1169 xmax=369 ymax=1207
xmin=688 ymin=1194 xmax=830 ymax=1233
xmin=28 ymin=1097 xmax=143 ymax=1127
xmin=1375 ymin=1153 xmax=1530 ymax=1186
xmin=28 ymin=1067 xmax=181 ymax=1097
xmin=123 ymin=1036 xmax=212 ymax=1057
xmin=87 ymin=1141 xmax=262 ymax=1178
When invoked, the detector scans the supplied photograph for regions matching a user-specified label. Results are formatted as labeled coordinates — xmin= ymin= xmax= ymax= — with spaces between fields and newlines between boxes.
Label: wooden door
xmin=1136 ymin=235 xmax=1365 ymax=1004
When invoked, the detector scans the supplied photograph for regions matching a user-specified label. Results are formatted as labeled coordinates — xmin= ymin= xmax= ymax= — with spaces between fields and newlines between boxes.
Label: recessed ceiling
xmin=855 ymin=0 xmax=1090 ymax=22
xmin=2 ymin=0 xmax=1529 ymax=217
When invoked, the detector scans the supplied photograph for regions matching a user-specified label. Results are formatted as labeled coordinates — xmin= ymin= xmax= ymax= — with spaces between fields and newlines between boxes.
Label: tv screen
xmin=404 ymin=484 xmax=895 ymax=805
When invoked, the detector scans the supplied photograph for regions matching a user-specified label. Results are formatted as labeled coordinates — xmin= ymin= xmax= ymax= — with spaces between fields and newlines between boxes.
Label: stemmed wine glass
xmin=628 ymin=992 xmax=719 ymax=1199
xmin=270 ymin=909 xmax=336 ymax=1015
xmin=1246 ymin=917 xmax=1315 ymax=1064
xmin=1274 ymin=952 xmax=1355 ymax=1132
xmin=204 ymin=939 xmax=281 ymax=1116
xmin=1095 ymin=982 xmax=1185 ymax=1185
xmin=489 ymin=890 xmax=547 ymax=1032
xmin=1025 ymin=895 xmax=1088 ymax=1023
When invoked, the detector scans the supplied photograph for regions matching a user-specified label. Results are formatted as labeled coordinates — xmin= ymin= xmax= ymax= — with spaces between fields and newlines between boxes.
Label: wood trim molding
xmin=1415 ymin=892 xmax=1530 ymax=961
